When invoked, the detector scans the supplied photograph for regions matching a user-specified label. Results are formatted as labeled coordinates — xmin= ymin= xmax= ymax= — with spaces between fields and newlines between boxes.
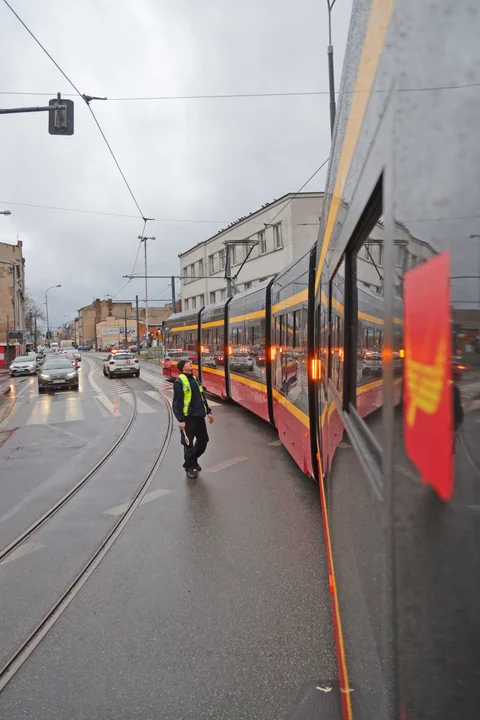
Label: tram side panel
xmin=271 ymin=252 xmax=315 ymax=476
xmin=200 ymin=302 xmax=228 ymax=398
xmin=163 ymin=310 xmax=201 ymax=380
xmin=227 ymin=285 xmax=270 ymax=423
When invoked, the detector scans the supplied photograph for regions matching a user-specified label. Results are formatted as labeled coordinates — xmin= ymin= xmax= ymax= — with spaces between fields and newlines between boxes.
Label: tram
xmin=165 ymin=0 xmax=479 ymax=717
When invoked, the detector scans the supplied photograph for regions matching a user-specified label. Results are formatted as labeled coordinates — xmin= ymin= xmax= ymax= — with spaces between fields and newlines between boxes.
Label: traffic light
xmin=48 ymin=96 xmax=74 ymax=135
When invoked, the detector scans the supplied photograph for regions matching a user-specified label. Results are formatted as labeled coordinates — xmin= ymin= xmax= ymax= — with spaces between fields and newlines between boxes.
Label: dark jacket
xmin=172 ymin=373 xmax=211 ymax=423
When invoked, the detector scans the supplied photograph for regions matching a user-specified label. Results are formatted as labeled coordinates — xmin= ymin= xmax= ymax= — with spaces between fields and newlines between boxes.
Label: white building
xmin=179 ymin=192 xmax=323 ymax=310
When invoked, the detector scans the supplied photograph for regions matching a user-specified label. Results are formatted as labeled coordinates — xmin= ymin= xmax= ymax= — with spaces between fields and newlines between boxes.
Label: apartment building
xmin=0 ymin=239 xmax=25 ymax=367
xmin=77 ymin=298 xmax=171 ymax=347
xmin=179 ymin=192 xmax=323 ymax=310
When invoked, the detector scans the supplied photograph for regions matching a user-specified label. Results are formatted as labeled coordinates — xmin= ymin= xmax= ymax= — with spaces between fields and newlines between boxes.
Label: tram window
xmin=292 ymin=310 xmax=300 ymax=348
xmin=356 ymin=226 xmax=385 ymax=416
xmin=279 ymin=315 xmax=284 ymax=347
xmin=330 ymin=259 xmax=345 ymax=397
xmin=286 ymin=313 xmax=294 ymax=348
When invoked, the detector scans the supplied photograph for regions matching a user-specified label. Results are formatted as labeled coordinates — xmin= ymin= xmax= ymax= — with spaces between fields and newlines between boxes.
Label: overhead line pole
xmin=137 ymin=233 xmax=155 ymax=349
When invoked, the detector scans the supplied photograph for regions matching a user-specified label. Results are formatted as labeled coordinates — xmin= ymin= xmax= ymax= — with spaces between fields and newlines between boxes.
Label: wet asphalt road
xmin=0 ymin=355 xmax=337 ymax=719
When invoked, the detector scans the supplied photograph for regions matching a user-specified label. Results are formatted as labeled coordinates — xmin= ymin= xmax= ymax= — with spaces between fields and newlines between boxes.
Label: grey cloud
xmin=0 ymin=0 xmax=352 ymax=328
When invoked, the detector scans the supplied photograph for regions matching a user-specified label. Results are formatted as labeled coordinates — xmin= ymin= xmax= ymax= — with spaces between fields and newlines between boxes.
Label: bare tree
xmin=24 ymin=291 xmax=45 ymax=336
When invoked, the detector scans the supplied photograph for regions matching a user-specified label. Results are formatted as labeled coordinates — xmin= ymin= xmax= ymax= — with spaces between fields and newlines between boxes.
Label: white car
xmin=103 ymin=352 xmax=140 ymax=379
xmin=9 ymin=355 xmax=38 ymax=376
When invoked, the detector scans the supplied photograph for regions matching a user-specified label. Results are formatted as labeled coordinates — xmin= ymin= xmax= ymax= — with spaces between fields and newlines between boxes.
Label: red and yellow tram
xmin=165 ymin=0 xmax=479 ymax=716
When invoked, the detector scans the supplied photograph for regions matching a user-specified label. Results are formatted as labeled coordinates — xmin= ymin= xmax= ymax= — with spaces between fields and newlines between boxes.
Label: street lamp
xmin=45 ymin=284 xmax=61 ymax=346
xmin=326 ymin=0 xmax=338 ymax=136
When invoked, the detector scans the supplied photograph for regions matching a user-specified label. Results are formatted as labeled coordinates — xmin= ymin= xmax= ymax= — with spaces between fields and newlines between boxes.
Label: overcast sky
xmin=0 ymin=0 xmax=353 ymax=328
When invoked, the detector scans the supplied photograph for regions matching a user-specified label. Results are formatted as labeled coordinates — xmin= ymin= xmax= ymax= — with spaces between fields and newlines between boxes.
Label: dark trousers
xmin=181 ymin=416 xmax=209 ymax=470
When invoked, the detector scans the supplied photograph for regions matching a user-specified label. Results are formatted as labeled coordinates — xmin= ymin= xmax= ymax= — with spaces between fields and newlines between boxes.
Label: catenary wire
xmin=264 ymin=156 xmax=329 ymax=228
xmin=2 ymin=82 xmax=479 ymax=101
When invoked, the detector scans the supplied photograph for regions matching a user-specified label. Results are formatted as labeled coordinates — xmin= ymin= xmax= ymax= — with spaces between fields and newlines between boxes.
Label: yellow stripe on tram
xmin=202 ymin=320 xmax=224 ymax=328
xmin=271 ymin=289 xmax=308 ymax=315
xmin=272 ymin=388 xmax=310 ymax=429
xmin=229 ymin=309 xmax=265 ymax=324
xmin=315 ymin=0 xmax=396 ymax=297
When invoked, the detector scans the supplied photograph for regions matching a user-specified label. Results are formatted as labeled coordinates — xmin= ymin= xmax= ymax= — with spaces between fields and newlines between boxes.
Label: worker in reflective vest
xmin=172 ymin=359 xmax=214 ymax=478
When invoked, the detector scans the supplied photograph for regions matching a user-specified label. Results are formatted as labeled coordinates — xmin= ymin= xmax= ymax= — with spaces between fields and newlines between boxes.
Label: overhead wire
xmin=0 ymin=90 xmax=329 ymax=100
xmin=263 ymin=156 xmax=330 ymax=228
xmin=2 ymin=82 xmax=479 ymax=101
xmin=1 ymin=0 xmax=146 ymax=220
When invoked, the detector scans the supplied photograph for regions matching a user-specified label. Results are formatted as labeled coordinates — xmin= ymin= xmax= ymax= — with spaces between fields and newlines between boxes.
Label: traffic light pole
xmin=0 ymin=93 xmax=74 ymax=135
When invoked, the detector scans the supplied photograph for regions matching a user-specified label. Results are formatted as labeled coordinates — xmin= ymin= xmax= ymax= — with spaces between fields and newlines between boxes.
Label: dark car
xmin=38 ymin=356 xmax=79 ymax=393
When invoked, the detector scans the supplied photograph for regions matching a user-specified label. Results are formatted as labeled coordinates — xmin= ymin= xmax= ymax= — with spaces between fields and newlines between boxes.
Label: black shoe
xmin=186 ymin=469 xmax=197 ymax=479
xmin=194 ymin=463 xmax=202 ymax=472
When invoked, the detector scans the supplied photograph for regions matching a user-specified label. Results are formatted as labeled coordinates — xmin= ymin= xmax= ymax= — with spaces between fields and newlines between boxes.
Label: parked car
xmin=38 ymin=356 xmax=79 ymax=393
xmin=9 ymin=355 xmax=38 ymax=376
xmin=103 ymin=352 xmax=140 ymax=378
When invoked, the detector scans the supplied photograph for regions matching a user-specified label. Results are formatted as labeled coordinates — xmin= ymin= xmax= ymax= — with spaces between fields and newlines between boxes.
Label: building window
xmin=192 ymin=297 xmax=197 ymax=309
xmin=199 ymin=294 xmax=205 ymax=307
xmin=219 ymin=248 xmax=226 ymax=270
xmin=198 ymin=258 xmax=204 ymax=279
xmin=183 ymin=266 xmax=188 ymax=283
xmin=273 ymin=224 xmax=283 ymax=249
xmin=258 ymin=230 xmax=267 ymax=254
xmin=244 ymin=282 xmax=251 ymax=290
xmin=220 ymin=288 xmax=226 ymax=301
xmin=209 ymin=254 xmax=215 ymax=275
xmin=190 ymin=263 xmax=195 ymax=280
xmin=231 ymin=245 xmax=236 ymax=265
xmin=210 ymin=291 xmax=216 ymax=304
xmin=184 ymin=298 xmax=189 ymax=310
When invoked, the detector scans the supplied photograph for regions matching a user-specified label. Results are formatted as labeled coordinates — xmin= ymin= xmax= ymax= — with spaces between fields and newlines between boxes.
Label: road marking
xmin=26 ymin=399 xmax=53 ymax=425
xmin=268 ymin=439 xmax=282 ymax=446
xmin=469 ymin=505 xmax=480 ymax=512
xmin=120 ymin=393 xmax=156 ymax=414
xmin=93 ymin=396 xmax=110 ymax=418
xmin=65 ymin=397 xmax=85 ymax=422
xmin=205 ymin=456 xmax=248 ymax=472
xmin=94 ymin=393 xmax=121 ymax=416
xmin=88 ymin=365 xmax=121 ymax=413
xmin=144 ymin=390 xmax=164 ymax=402
xmin=103 ymin=488 xmax=171 ymax=516
xmin=0 ymin=542 xmax=44 ymax=566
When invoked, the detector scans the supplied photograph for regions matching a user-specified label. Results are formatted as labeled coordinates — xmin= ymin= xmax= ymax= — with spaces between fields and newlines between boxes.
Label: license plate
xmin=53 ymin=379 xmax=65 ymax=384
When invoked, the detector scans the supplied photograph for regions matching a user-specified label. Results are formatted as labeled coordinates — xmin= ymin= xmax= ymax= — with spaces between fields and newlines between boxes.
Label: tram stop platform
xmin=0 ymin=379 xmax=338 ymax=720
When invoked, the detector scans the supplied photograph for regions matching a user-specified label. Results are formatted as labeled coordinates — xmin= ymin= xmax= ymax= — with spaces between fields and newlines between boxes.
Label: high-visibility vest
xmin=179 ymin=373 xmax=207 ymax=417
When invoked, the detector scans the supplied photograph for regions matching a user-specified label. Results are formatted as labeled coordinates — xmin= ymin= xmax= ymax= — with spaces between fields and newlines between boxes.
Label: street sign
xmin=8 ymin=330 xmax=23 ymax=341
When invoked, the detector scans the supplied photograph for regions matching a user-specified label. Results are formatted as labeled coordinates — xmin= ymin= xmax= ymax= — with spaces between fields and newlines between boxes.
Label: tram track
xmin=0 ymin=375 xmax=173 ymax=693
xmin=0 ymin=377 xmax=137 ymax=565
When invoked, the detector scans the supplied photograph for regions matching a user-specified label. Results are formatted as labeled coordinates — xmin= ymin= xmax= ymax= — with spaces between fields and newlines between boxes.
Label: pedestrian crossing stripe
xmin=0 ymin=390 xmax=165 ymax=429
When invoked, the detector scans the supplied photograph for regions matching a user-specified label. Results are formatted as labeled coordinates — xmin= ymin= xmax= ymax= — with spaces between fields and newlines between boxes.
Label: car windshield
xmin=15 ymin=356 xmax=34 ymax=363
xmin=43 ymin=358 xmax=74 ymax=370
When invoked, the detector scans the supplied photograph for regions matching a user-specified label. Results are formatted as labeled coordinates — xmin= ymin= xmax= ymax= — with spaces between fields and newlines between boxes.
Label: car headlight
xmin=66 ymin=371 xmax=77 ymax=378
xmin=40 ymin=373 xmax=50 ymax=379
